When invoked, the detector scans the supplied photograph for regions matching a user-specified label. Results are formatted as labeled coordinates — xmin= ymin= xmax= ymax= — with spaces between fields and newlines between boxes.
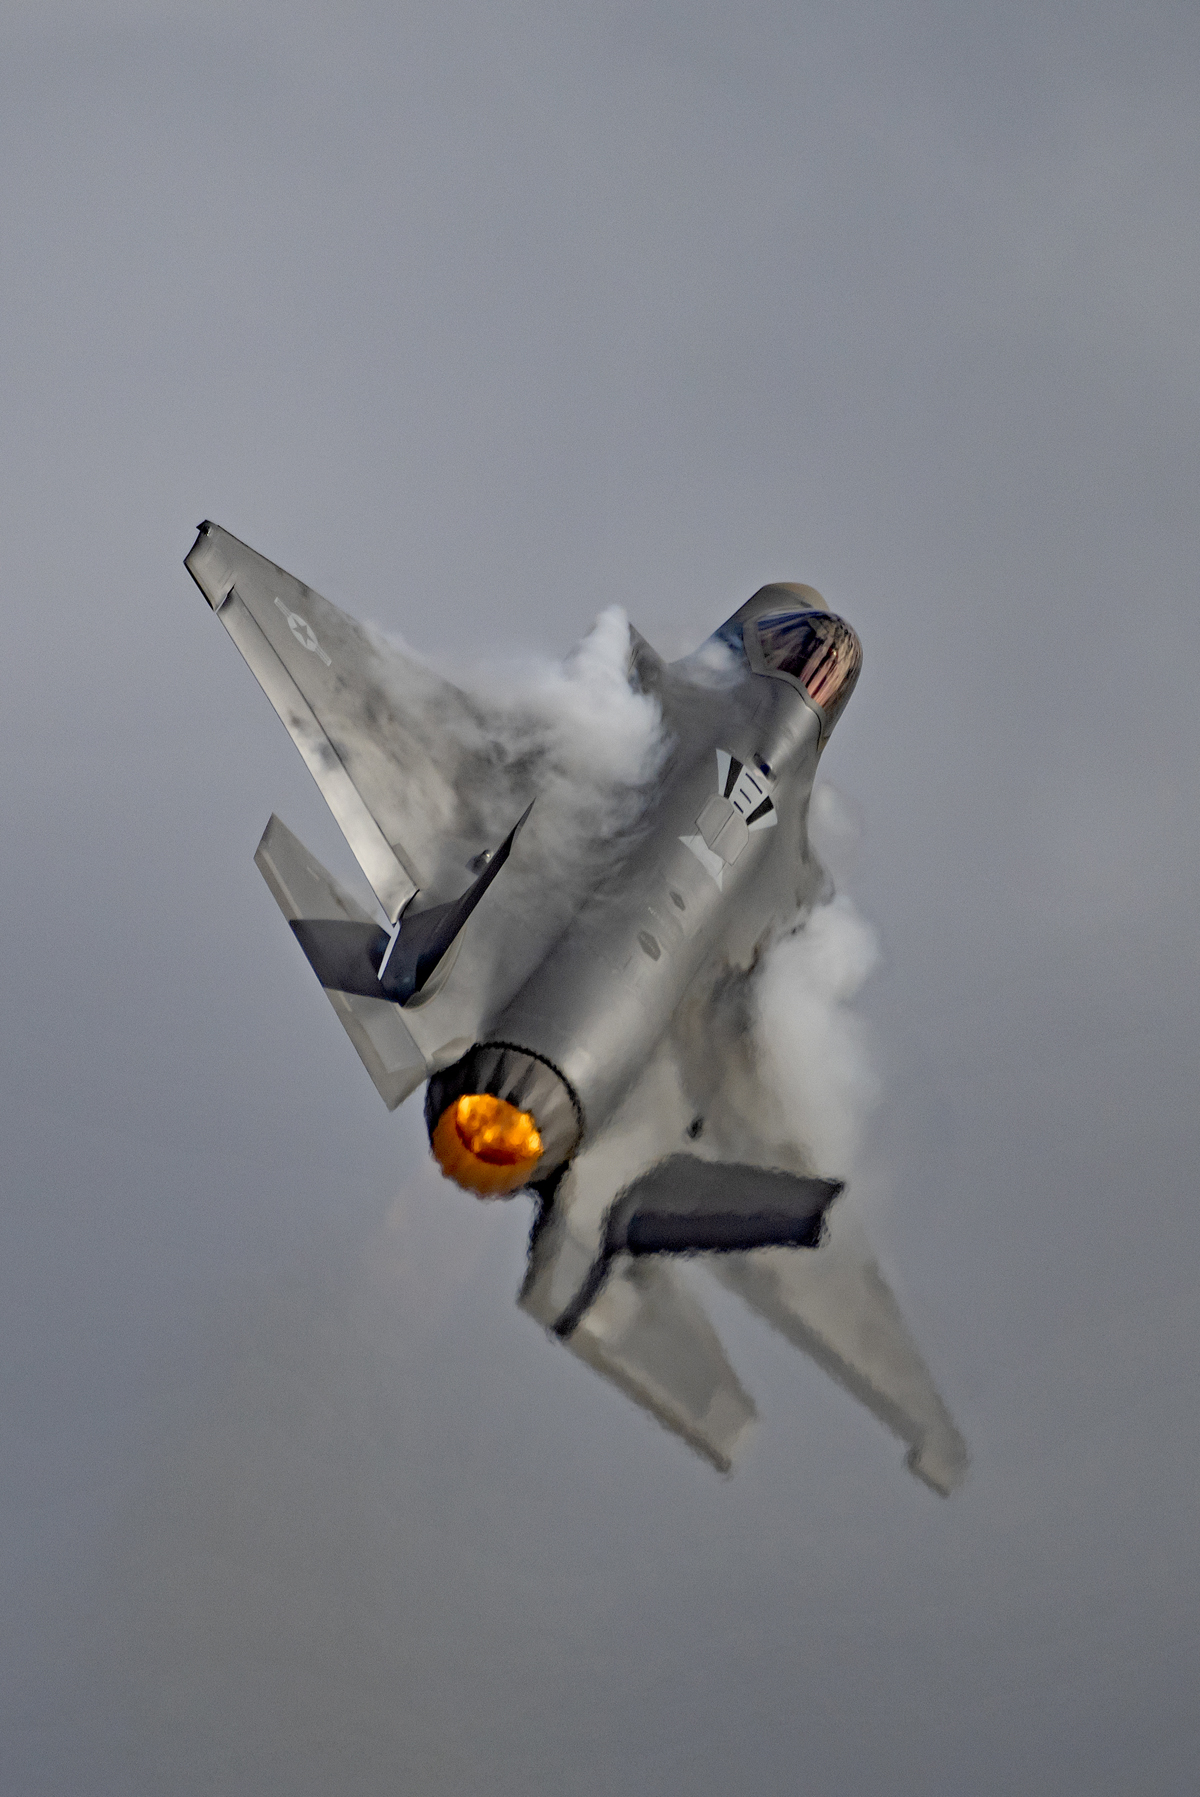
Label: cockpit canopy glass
xmin=752 ymin=609 xmax=862 ymax=728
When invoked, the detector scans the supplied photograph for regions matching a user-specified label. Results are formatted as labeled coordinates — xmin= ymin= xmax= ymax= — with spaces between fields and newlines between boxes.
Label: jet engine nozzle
xmin=425 ymin=1043 xmax=582 ymax=1198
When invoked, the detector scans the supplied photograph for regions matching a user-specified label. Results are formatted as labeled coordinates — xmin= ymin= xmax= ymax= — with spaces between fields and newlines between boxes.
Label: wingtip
xmin=183 ymin=520 xmax=235 ymax=609
xmin=905 ymin=1436 xmax=970 ymax=1497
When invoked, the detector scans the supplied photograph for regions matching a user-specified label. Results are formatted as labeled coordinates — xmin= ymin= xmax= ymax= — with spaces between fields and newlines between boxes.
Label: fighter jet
xmin=186 ymin=522 xmax=967 ymax=1493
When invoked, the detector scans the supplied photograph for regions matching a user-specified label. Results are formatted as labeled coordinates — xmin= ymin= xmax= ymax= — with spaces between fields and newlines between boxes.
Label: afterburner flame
xmin=454 ymin=1094 xmax=543 ymax=1164
xmin=431 ymin=1093 xmax=544 ymax=1197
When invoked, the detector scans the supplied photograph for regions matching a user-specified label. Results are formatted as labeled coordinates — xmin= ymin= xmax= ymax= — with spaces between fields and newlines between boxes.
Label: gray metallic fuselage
xmin=481 ymin=666 xmax=823 ymax=1160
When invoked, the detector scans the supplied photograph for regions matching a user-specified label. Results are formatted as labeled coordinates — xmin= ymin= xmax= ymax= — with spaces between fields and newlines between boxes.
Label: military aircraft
xmin=186 ymin=522 xmax=967 ymax=1493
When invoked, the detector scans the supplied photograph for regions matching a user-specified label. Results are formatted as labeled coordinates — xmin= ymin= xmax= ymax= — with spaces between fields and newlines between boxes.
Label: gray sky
xmin=2 ymin=2 xmax=1198 ymax=1791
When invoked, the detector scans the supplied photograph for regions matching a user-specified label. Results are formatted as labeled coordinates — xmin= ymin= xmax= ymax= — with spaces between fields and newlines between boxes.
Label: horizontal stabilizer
xmin=606 ymin=1156 xmax=841 ymax=1257
xmin=563 ymin=1257 xmax=757 ymax=1473
xmin=254 ymin=815 xmax=427 ymax=1110
xmin=290 ymin=802 xmax=533 ymax=1006
xmin=710 ymin=1219 xmax=968 ymax=1494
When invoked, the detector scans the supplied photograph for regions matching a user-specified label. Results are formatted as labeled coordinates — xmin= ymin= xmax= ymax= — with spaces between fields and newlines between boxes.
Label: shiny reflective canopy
xmin=753 ymin=610 xmax=862 ymax=728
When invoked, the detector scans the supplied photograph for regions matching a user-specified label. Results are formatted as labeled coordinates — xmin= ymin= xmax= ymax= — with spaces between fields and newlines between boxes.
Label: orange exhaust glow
xmin=431 ymin=1093 xmax=544 ymax=1197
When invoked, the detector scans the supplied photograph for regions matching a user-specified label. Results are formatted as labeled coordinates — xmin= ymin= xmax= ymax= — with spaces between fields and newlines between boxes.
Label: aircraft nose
xmin=425 ymin=1044 xmax=582 ymax=1197
xmin=749 ymin=606 xmax=862 ymax=731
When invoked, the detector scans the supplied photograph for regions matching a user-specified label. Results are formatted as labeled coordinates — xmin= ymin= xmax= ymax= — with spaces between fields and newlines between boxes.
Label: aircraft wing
xmin=186 ymin=521 xmax=516 ymax=916
xmin=518 ymin=1042 xmax=836 ymax=1474
xmin=709 ymin=1217 xmax=968 ymax=1494
xmin=675 ymin=957 xmax=968 ymax=1492
xmin=560 ymin=1257 xmax=757 ymax=1473
xmin=520 ymin=1034 xmax=966 ymax=1490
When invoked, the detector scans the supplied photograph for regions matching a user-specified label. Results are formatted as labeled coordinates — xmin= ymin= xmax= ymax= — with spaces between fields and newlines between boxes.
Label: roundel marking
xmin=274 ymin=595 xmax=332 ymax=665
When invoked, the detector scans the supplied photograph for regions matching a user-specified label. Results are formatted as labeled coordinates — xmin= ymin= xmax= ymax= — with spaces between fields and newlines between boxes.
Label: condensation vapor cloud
xmin=750 ymin=781 xmax=881 ymax=1180
xmin=460 ymin=602 xmax=669 ymax=884
xmin=751 ymin=890 xmax=882 ymax=1178
xmin=675 ymin=777 xmax=882 ymax=1184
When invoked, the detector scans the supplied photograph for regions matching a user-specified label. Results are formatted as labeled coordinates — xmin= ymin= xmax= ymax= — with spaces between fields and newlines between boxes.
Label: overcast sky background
xmin=2 ymin=2 xmax=1198 ymax=1791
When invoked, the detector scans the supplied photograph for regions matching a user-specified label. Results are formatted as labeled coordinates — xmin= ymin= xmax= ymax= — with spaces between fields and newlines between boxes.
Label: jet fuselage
xmin=426 ymin=652 xmax=826 ymax=1193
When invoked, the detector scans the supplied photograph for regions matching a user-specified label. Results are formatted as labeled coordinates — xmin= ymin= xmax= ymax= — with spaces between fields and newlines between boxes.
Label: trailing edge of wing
xmin=558 ymin=1257 xmax=757 ymax=1473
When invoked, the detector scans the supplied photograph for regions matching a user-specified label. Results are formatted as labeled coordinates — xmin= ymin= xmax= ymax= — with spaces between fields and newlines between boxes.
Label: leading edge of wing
xmin=186 ymin=521 xmax=486 ymax=919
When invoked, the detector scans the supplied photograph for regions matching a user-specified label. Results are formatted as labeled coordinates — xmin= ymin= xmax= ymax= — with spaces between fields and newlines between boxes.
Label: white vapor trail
xmin=751 ymin=889 xmax=882 ymax=1179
